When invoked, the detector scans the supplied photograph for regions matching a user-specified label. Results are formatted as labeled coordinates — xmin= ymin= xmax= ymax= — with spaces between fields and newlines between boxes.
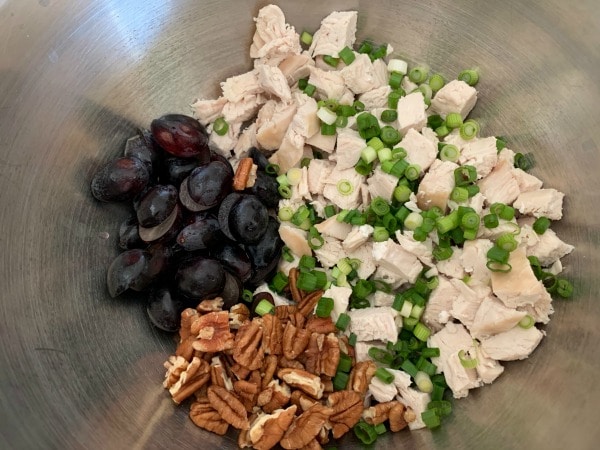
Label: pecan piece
xmin=163 ymin=355 xmax=189 ymax=389
xmin=347 ymin=361 xmax=377 ymax=396
xmin=197 ymin=297 xmax=224 ymax=312
xmin=304 ymin=333 xmax=340 ymax=377
xmin=233 ymin=320 xmax=264 ymax=370
xmin=278 ymin=357 xmax=305 ymax=370
xmin=210 ymin=356 xmax=234 ymax=390
xmin=303 ymin=333 xmax=324 ymax=375
xmin=261 ymin=354 xmax=279 ymax=389
xmin=362 ymin=400 xmax=397 ymax=425
xmin=168 ymin=356 xmax=210 ymax=404
xmin=290 ymin=390 xmax=318 ymax=412
xmin=299 ymin=440 xmax=323 ymax=450
xmin=305 ymin=316 xmax=337 ymax=334
xmin=230 ymin=362 xmax=251 ymax=381
xmin=191 ymin=311 xmax=235 ymax=353
xmin=403 ymin=406 xmax=418 ymax=426
xmin=230 ymin=303 xmax=250 ymax=330
xmin=288 ymin=268 xmax=302 ymax=303
xmin=207 ymin=385 xmax=249 ymax=430
xmin=288 ymin=312 xmax=306 ymax=329
xmin=275 ymin=305 xmax=298 ymax=324
xmin=283 ymin=322 xmax=311 ymax=360
xmin=278 ymin=368 xmax=325 ymax=399
xmin=260 ymin=379 xmax=291 ymax=414
xmin=248 ymin=405 xmax=297 ymax=450
xmin=280 ymin=403 xmax=334 ymax=449
xmin=234 ymin=379 xmax=260 ymax=413
xmin=389 ymin=402 xmax=408 ymax=432
xmin=190 ymin=397 xmax=229 ymax=436
xmin=179 ymin=308 xmax=199 ymax=341
xmin=298 ymin=291 xmax=324 ymax=317
xmin=233 ymin=157 xmax=255 ymax=191
xmin=261 ymin=313 xmax=283 ymax=355
xmin=326 ymin=391 xmax=363 ymax=439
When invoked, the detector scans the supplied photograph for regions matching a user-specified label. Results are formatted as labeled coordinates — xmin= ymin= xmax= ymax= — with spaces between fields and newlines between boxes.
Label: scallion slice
xmin=381 ymin=109 xmax=398 ymax=123
xmin=315 ymin=296 xmax=334 ymax=318
xmin=213 ymin=117 xmax=229 ymax=136
xmin=375 ymin=367 xmax=395 ymax=384
xmin=255 ymin=299 xmax=275 ymax=316
xmin=242 ymin=289 xmax=253 ymax=303
xmin=308 ymin=226 xmax=324 ymax=250
xmin=393 ymin=184 xmax=412 ymax=203
xmin=458 ymin=68 xmax=480 ymax=86
xmin=389 ymin=71 xmax=403 ymax=90
xmin=405 ymin=164 xmax=421 ymax=181
xmin=265 ymin=163 xmax=279 ymax=176
xmin=496 ymin=233 xmax=518 ymax=252
xmin=556 ymin=278 xmax=574 ymax=298
xmin=533 ymin=216 xmax=551 ymax=234
xmin=518 ymin=315 xmax=535 ymax=329
xmin=303 ymin=83 xmax=316 ymax=97
xmin=428 ymin=73 xmax=445 ymax=91
xmin=335 ymin=313 xmax=351 ymax=331
xmin=339 ymin=46 xmax=356 ymax=65
xmin=360 ymin=146 xmax=378 ymax=164
xmin=300 ymin=30 xmax=313 ymax=45
xmin=415 ymin=371 xmax=434 ymax=393
xmin=440 ymin=144 xmax=460 ymax=162
xmin=445 ymin=112 xmax=463 ymax=129
xmin=333 ymin=371 xmax=349 ymax=391
xmin=409 ymin=66 xmax=429 ymax=83
xmin=278 ymin=185 xmax=292 ymax=199
xmin=323 ymin=55 xmax=340 ymax=67
xmin=458 ymin=349 xmax=478 ymax=369
xmin=354 ymin=421 xmax=377 ymax=445
xmin=380 ymin=126 xmax=401 ymax=146
xmin=413 ymin=322 xmax=431 ymax=341
xmin=451 ymin=186 xmax=469 ymax=203
xmin=337 ymin=179 xmax=354 ymax=196
xmin=460 ymin=119 xmax=480 ymax=140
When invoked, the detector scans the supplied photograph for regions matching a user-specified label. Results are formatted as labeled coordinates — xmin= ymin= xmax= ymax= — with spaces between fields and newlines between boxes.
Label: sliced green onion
xmin=421 ymin=409 xmax=441 ymax=429
xmin=335 ymin=313 xmax=351 ymax=331
xmin=291 ymin=205 xmax=310 ymax=226
xmin=454 ymin=165 xmax=477 ymax=186
xmin=360 ymin=146 xmax=378 ymax=164
xmin=380 ymin=126 xmax=401 ymax=146
xmin=433 ymin=245 xmax=453 ymax=261
xmin=348 ymin=332 xmax=357 ymax=347
xmin=370 ymin=44 xmax=388 ymax=61
xmin=315 ymin=296 xmax=334 ymax=318
xmin=308 ymin=226 xmax=324 ymax=250
xmin=440 ymin=144 xmax=460 ymax=162
xmin=409 ymin=66 xmax=429 ymax=83
xmin=298 ymin=78 xmax=309 ymax=90
xmin=373 ymin=226 xmax=390 ymax=242
xmin=354 ymin=159 xmax=373 ymax=176
xmin=375 ymin=367 xmax=395 ymax=384
xmin=369 ymin=347 xmax=394 ymax=365
xmin=287 ymin=167 xmax=303 ymax=186
xmin=335 ymin=115 xmax=348 ymax=128
xmin=339 ymin=46 xmax=356 ymax=65
xmin=401 ymin=359 xmax=418 ymax=377
xmin=318 ymin=106 xmax=337 ymax=125
xmin=413 ymin=322 xmax=431 ymax=342
xmin=324 ymin=205 xmax=336 ymax=218
xmin=496 ymin=136 xmax=507 ymax=151
xmin=496 ymin=233 xmax=518 ymax=252
xmin=303 ymin=83 xmax=316 ymax=97
xmin=459 ymin=119 xmax=480 ymax=140
xmin=461 ymin=212 xmax=481 ymax=230
xmin=381 ymin=109 xmax=398 ymax=123
xmin=388 ymin=58 xmax=408 ymax=74
xmin=265 ymin=163 xmax=279 ymax=176
xmin=393 ymin=185 xmax=412 ymax=203
xmin=281 ymin=246 xmax=294 ymax=263
xmin=450 ymin=186 xmax=469 ymax=203
xmin=499 ymin=205 xmax=515 ymax=221
xmin=514 ymin=152 xmax=535 ymax=171
xmin=278 ymin=206 xmax=294 ymax=222
xmin=323 ymin=98 xmax=339 ymax=112
xmin=405 ymin=164 xmax=421 ymax=181
xmin=213 ymin=117 xmax=229 ymax=136
xmin=337 ymin=353 xmax=353 ymax=374
xmin=278 ymin=185 xmax=292 ymax=199
xmin=352 ymin=279 xmax=375 ymax=300
xmin=410 ymin=304 xmax=424 ymax=320
xmin=486 ymin=260 xmax=512 ymax=273
xmin=333 ymin=371 xmax=349 ymax=391
xmin=428 ymin=73 xmax=445 ymax=92
xmin=417 ymin=83 xmax=433 ymax=104
xmin=421 ymin=347 xmax=441 ymax=358
xmin=435 ymin=124 xmax=450 ymax=138
xmin=490 ymin=202 xmax=506 ymax=215
xmin=354 ymin=421 xmax=377 ymax=445
xmin=436 ymin=211 xmax=459 ymax=234
xmin=242 ymin=289 xmax=253 ymax=303
xmin=389 ymin=71 xmax=403 ymax=90
xmin=390 ymin=159 xmax=410 ymax=178
xmin=427 ymin=400 xmax=452 ymax=417
xmin=337 ymin=179 xmax=354 ymax=196
xmin=428 ymin=114 xmax=444 ymax=130
xmin=299 ymin=255 xmax=316 ymax=271
xmin=556 ymin=278 xmax=574 ymax=298
xmin=367 ymin=137 xmax=384 ymax=152
xmin=371 ymin=197 xmax=390 ymax=216
xmin=415 ymin=370 xmax=434 ymax=393
xmin=388 ymin=90 xmax=402 ymax=109
xmin=300 ymin=30 xmax=313 ymax=45
xmin=404 ymin=212 xmax=424 ymax=230
xmin=356 ymin=112 xmax=378 ymax=130
xmin=533 ymin=216 xmax=551 ymax=235
xmin=352 ymin=100 xmax=365 ymax=113
xmin=320 ymin=122 xmax=336 ymax=135
xmin=445 ymin=112 xmax=463 ymax=129
xmin=458 ymin=349 xmax=478 ymax=369
xmin=255 ymin=299 xmax=275 ymax=316
xmin=518 ymin=315 xmax=535 ymax=329
xmin=300 ymin=157 xmax=311 ymax=168
xmin=431 ymin=384 xmax=446 ymax=402
xmin=377 ymin=147 xmax=393 ymax=162
xmin=487 ymin=245 xmax=510 ymax=263
xmin=269 ymin=272 xmax=288 ymax=293
xmin=482 ymin=213 xmax=499 ymax=229
xmin=323 ymin=55 xmax=340 ymax=67
xmin=458 ymin=68 xmax=479 ymax=86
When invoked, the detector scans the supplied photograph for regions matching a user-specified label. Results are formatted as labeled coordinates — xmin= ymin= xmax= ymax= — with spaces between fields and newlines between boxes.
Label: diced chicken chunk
xmin=358 ymin=85 xmax=392 ymax=110
xmin=461 ymin=238 xmax=493 ymax=285
xmin=191 ymin=97 xmax=227 ymax=126
xmin=369 ymin=377 xmax=398 ymax=402
xmin=278 ymin=53 xmax=315 ymax=85
xmin=422 ymin=276 xmax=458 ymax=332
xmin=347 ymin=242 xmax=376 ymax=279
xmin=322 ymin=285 xmax=351 ymax=322
xmin=308 ymin=66 xmax=346 ymax=100
xmin=470 ymin=296 xmax=527 ymax=339
xmin=255 ymin=100 xmax=297 ymax=150
xmin=372 ymin=59 xmax=389 ymax=87
xmin=308 ymin=11 xmax=358 ymax=58
xmin=521 ymin=226 xmax=574 ymax=267
xmin=315 ymin=214 xmax=353 ymax=240
xmin=474 ymin=344 xmax=504 ymax=384
xmin=323 ymin=167 xmax=365 ymax=209
xmin=395 ymin=230 xmax=433 ymax=267
xmin=367 ymin=167 xmax=398 ymax=202
xmin=444 ymin=350 xmax=481 ymax=398
xmin=341 ymin=53 xmax=379 ymax=94
xmin=372 ymin=240 xmax=423 ymax=284
xmin=400 ymin=128 xmax=438 ymax=173
xmin=449 ymin=278 xmax=484 ymax=329
xmin=334 ymin=128 xmax=365 ymax=170
xmin=348 ymin=307 xmax=398 ymax=343
xmin=314 ymin=237 xmax=347 ymax=268
xmin=477 ymin=159 xmax=521 ymax=205
xmin=417 ymin=159 xmax=459 ymax=211
xmin=343 ymin=224 xmax=373 ymax=251
xmin=278 ymin=223 xmax=311 ymax=257
xmin=513 ymin=188 xmax=565 ymax=220
xmin=307 ymin=159 xmax=334 ymax=194
xmin=371 ymin=291 xmax=395 ymax=307
xmin=430 ymin=80 xmax=477 ymax=119
xmin=480 ymin=326 xmax=544 ymax=361
xmin=306 ymin=131 xmax=337 ymax=153
xmin=257 ymin=64 xmax=292 ymax=101
xmin=396 ymin=92 xmax=428 ymax=134
xmin=221 ymin=70 xmax=262 ymax=102
xmin=208 ymin=121 xmax=242 ymax=157
xmin=250 ymin=5 xmax=302 ymax=65
xmin=233 ymin=122 xmax=258 ymax=158
xmin=435 ymin=247 xmax=465 ymax=279
xmin=512 ymin=168 xmax=543 ymax=193
xmin=222 ymin=94 xmax=266 ymax=123
xmin=459 ymin=137 xmax=498 ymax=179
xmin=393 ymin=384 xmax=430 ymax=430
xmin=290 ymin=166 xmax=311 ymax=202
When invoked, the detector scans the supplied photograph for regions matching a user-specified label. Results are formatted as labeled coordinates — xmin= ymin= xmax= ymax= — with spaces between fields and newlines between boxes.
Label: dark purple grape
xmin=229 ymin=195 xmax=269 ymax=244
xmin=246 ymin=170 xmax=279 ymax=208
xmin=118 ymin=217 xmax=145 ymax=250
xmin=220 ymin=271 xmax=242 ymax=309
xmin=91 ymin=156 xmax=149 ymax=202
xmin=176 ymin=213 xmax=224 ymax=251
xmin=161 ymin=155 xmax=201 ymax=185
xmin=249 ymin=147 xmax=270 ymax=171
xmin=145 ymin=243 xmax=173 ymax=281
xmin=146 ymin=287 xmax=185 ymax=332
xmin=175 ymin=257 xmax=226 ymax=300
xmin=136 ymin=185 xmax=178 ymax=228
xmin=106 ymin=249 xmax=151 ymax=297
xmin=139 ymin=203 xmax=182 ymax=243
xmin=211 ymin=242 xmax=252 ymax=282
xmin=187 ymin=161 xmax=233 ymax=209
xmin=124 ymin=129 xmax=162 ymax=175
xmin=246 ymin=217 xmax=283 ymax=286
xmin=211 ymin=152 xmax=234 ymax=177
xmin=151 ymin=114 xmax=210 ymax=161
xmin=217 ymin=192 xmax=243 ymax=241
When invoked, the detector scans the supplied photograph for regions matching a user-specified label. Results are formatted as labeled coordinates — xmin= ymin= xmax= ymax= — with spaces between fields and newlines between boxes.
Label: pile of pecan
xmin=162 ymin=269 xmax=416 ymax=449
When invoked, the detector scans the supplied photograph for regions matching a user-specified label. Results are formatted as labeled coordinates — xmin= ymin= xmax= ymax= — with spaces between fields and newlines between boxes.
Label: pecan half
xmin=326 ymin=391 xmax=363 ymax=439
xmin=389 ymin=402 xmax=408 ymax=432
xmin=260 ymin=380 xmax=291 ymax=414
xmin=261 ymin=354 xmax=279 ymax=389
xmin=279 ymin=357 xmax=305 ymax=370
xmin=288 ymin=312 xmax=306 ymax=329
xmin=230 ymin=303 xmax=250 ymax=330
xmin=298 ymin=291 xmax=324 ymax=317
xmin=261 ymin=313 xmax=283 ymax=355
xmin=191 ymin=311 xmax=235 ymax=353
xmin=275 ymin=305 xmax=298 ymax=324
xmin=290 ymin=390 xmax=318 ymax=412
xmin=233 ymin=320 xmax=264 ymax=370
xmin=168 ymin=356 xmax=211 ymax=404
xmin=190 ymin=398 xmax=229 ymax=436
xmin=283 ymin=322 xmax=311 ymax=360
xmin=305 ymin=316 xmax=337 ymax=334
xmin=234 ymin=379 xmax=260 ymax=413
xmin=248 ymin=405 xmax=297 ymax=450
xmin=210 ymin=356 xmax=234 ymax=390
xmin=347 ymin=361 xmax=377 ymax=397
xmin=233 ymin=157 xmax=254 ymax=191
xmin=362 ymin=400 xmax=398 ymax=426
xmin=280 ymin=403 xmax=334 ymax=449
xmin=230 ymin=362 xmax=251 ymax=381
xmin=179 ymin=308 xmax=199 ymax=342
xmin=304 ymin=333 xmax=340 ymax=377
xmin=288 ymin=268 xmax=302 ymax=303
xmin=197 ymin=297 xmax=224 ymax=312
xmin=207 ymin=385 xmax=249 ymax=430
xmin=303 ymin=333 xmax=324 ymax=375
xmin=278 ymin=368 xmax=325 ymax=399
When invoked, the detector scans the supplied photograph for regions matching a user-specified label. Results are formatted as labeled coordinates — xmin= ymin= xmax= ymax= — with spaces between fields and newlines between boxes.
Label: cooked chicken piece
xmin=354 ymin=341 xmax=386 ymax=362
xmin=313 ymin=54 xmax=347 ymax=71
xmin=308 ymin=66 xmax=346 ymax=100
xmin=314 ymin=214 xmax=353 ymax=241
xmin=371 ymin=291 xmax=395 ymax=307
xmin=420 ymin=126 xmax=440 ymax=146
xmin=479 ymin=326 xmax=544 ymax=361
xmin=520 ymin=225 xmax=574 ymax=267
xmin=250 ymin=5 xmax=302 ymax=65
xmin=254 ymin=283 xmax=293 ymax=307
xmin=334 ymin=128 xmax=365 ymax=170
xmin=401 ymin=76 xmax=418 ymax=94
xmin=422 ymin=276 xmax=459 ymax=332
xmin=512 ymin=167 xmax=543 ymax=192
xmin=323 ymin=167 xmax=365 ymax=209
xmin=255 ymin=100 xmax=297 ymax=150
xmin=443 ymin=128 xmax=472 ymax=151
xmin=221 ymin=70 xmax=262 ymax=102
xmin=372 ymin=240 xmax=423 ymax=284
xmin=322 ymin=285 xmax=352 ymax=323
xmin=517 ymin=294 xmax=554 ymax=324
xmin=257 ymin=64 xmax=292 ymax=101
xmin=395 ymin=230 xmax=433 ymax=267
xmin=477 ymin=159 xmax=521 ymax=205
xmin=459 ymin=137 xmax=498 ymax=179
xmin=348 ymin=307 xmax=398 ymax=343
xmin=449 ymin=278 xmax=484 ymax=329
xmin=396 ymin=92 xmax=428 ymax=134
xmin=372 ymin=59 xmax=389 ymax=87
xmin=308 ymin=11 xmax=358 ymax=58
xmin=466 ymin=192 xmax=486 ymax=215
xmin=306 ymin=131 xmax=337 ymax=153
xmin=232 ymin=122 xmax=258 ymax=159
xmin=369 ymin=377 xmax=398 ymax=403
xmin=400 ymin=128 xmax=438 ymax=173
xmin=222 ymin=94 xmax=266 ymax=123
xmin=389 ymin=376 xmax=430 ymax=430
xmin=314 ymin=237 xmax=347 ymax=268
xmin=474 ymin=344 xmax=504 ymax=384
xmin=307 ymin=159 xmax=334 ymax=194
xmin=309 ymin=194 xmax=329 ymax=218
xmin=340 ymin=53 xmax=379 ymax=94
xmin=372 ymin=265 xmax=409 ymax=290
xmin=461 ymin=238 xmax=493 ymax=285
xmin=342 ymin=224 xmax=374 ymax=251
xmin=435 ymin=247 xmax=466 ymax=279
xmin=208 ymin=121 xmax=242 ymax=157
xmin=491 ymin=247 xmax=553 ymax=309
xmin=277 ymin=257 xmax=297 ymax=277
xmin=497 ymin=147 xmax=515 ymax=165
xmin=290 ymin=166 xmax=311 ymax=202
xmin=430 ymin=79 xmax=477 ymax=119
xmin=346 ymin=242 xmax=376 ymax=279
xmin=366 ymin=167 xmax=398 ymax=202
xmin=191 ymin=97 xmax=228 ymax=126
xmin=444 ymin=350 xmax=481 ymax=398
xmin=513 ymin=188 xmax=565 ymax=220
xmin=278 ymin=53 xmax=315 ymax=85
xmin=470 ymin=296 xmax=527 ymax=339
xmin=417 ymin=159 xmax=459 ymax=211
xmin=358 ymin=85 xmax=392 ymax=110
xmin=278 ymin=223 xmax=311 ymax=257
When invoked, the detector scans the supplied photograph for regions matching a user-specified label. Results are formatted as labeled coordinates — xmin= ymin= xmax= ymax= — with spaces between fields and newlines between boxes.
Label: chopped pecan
xmin=326 ymin=391 xmax=363 ymax=439
xmin=197 ymin=297 xmax=224 ymax=313
xmin=303 ymin=333 xmax=324 ymax=375
xmin=279 ymin=357 xmax=305 ymax=370
xmin=362 ymin=400 xmax=398 ymax=426
xmin=305 ymin=316 xmax=337 ymax=334
xmin=261 ymin=354 xmax=279 ymax=389
xmin=230 ymin=362 xmax=251 ymax=381
xmin=234 ymin=379 xmax=260 ymax=413
xmin=275 ymin=305 xmax=298 ymax=324
xmin=233 ymin=320 xmax=264 ymax=370
xmin=298 ymin=291 xmax=324 ymax=317
xmin=175 ymin=337 xmax=195 ymax=362
xmin=179 ymin=308 xmax=199 ymax=341
xmin=233 ymin=157 xmax=255 ymax=191
xmin=260 ymin=380 xmax=291 ymax=414
xmin=300 ymin=440 xmax=323 ymax=450
xmin=289 ymin=312 xmax=306 ymax=328
xmin=168 ymin=356 xmax=211 ymax=404
xmin=338 ymin=335 xmax=355 ymax=364
xmin=278 ymin=368 xmax=324 ymax=399
xmin=316 ymin=426 xmax=330 ymax=445
xmin=321 ymin=375 xmax=333 ymax=394
xmin=347 ymin=361 xmax=377 ymax=396
xmin=283 ymin=322 xmax=311 ymax=360
xmin=230 ymin=303 xmax=250 ymax=329
xmin=288 ymin=268 xmax=302 ymax=303
xmin=238 ymin=429 xmax=252 ymax=449
xmin=403 ymin=406 xmax=417 ymax=425
xmin=304 ymin=333 xmax=340 ymax=377
xmin=191 ymin=311 xmax=235 ymax=353
xmin=290 ymin=390 xmax=318 ymax=412
xmin=261 ymin=313 xmax=283 ymax=355
xmin=190 ymin=397 xmax=229 ymax=436
xmin=248 ymin=405 xmax=297 ymax=450
xmin=280 ymin=403 xmax=334 ymax=449
xmin=210 ymin=356 xmax=234 ymax=390
xmin=207 ymin=385 xmax=249 ymax=430
xmin=389 ymin=402 xmax=408 ymax=432
xmin=163 ymin=355 xmax=188 ymax=389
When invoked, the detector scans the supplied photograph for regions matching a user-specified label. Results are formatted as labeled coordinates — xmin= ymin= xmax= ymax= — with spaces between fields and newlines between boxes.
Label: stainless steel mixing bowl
xmin=1 ymin=0 xmax=599 ymax=448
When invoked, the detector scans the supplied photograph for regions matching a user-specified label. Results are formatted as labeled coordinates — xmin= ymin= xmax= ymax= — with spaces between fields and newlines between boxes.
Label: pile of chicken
xmin=163 ymin=3 xmax=574 ymax=445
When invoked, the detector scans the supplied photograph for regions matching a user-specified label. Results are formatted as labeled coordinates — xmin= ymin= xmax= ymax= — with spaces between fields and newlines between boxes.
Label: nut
xmin=305 ymin=316 xmax=337 ymax=334
xmin=168 ymin=356 xmax=211 ymax=404
xmin=248 ymin=405 xmax=298 ymax=450
xmin=175 ymin=337 xmax=195 ymax=362
xmin=278 ymin=368 xmax=325 ymax=399
xmin=298 ymin=291 xmax=324 ymax=317
xmin=163 ymin=355 xmax=189 ymax=389
xmin=290 ymin=389 xmax=318 ymax=412
xmin=261 ymin=313 xmax=283 ymax=355
xmin=234 ymin=379 xmax=260 ymax=413
xmin=210 ymin=356 xmax=234 ymax=391
xmin=230 ymin=362 xmax=251 ymax=381
xmin=403 ymin=406 xmax=417 ymax=425
xmin=191 ymin=311 xmax=235 ymax=353
xmin=362 ymin=401 xmax=397 ymax=425
xmin=179 ymin=308 xmax=199 ymax=342
xmin=190 ymin=397 xmax=229 ymax=436
xmin=280 ymin=403 xmax=333 ymax=449
xmin=283 ymin=322 xmax=311 ymax=360
xmin=389 ymin=402 xmax=408 ymax=432
xmin=304 ymin=333 xmax=340 ymax=377
xmin=233 ymin=157 xmax=254 ymax=191
xmin=288 ymin=268 xmax=302 ymax=303
xmin=347 ymin=361 xmax=377 ymax=397
xmin=261 ymin=354 xmax=279 ymax=389
xmin=207 ymin=385 xmax=249 ymax=430
xmin=320 ymin=375 xmax=333 ymax=394
xmin=300 ymin=440 xmax=323 ymax=450
xmin=326 ymin=391 xmax=363 ymax=439
xmin=288 ymin=312 xmax=306 ymax=329
xmin=260 ymin=379 xmax=291 ymax=414
xmin=303 ymin=333 xmax=324 ymax=375
xmin=275 ymin=305 xmax=298 ymax=324
xmin=197 ymin=297 xmax=224 ymax=312
xmin=230 ymin=303 xmax=250 ymax=330
xmin=233 ymin=320 xmax=264 ymax=370
xmin=278 ymin=356 xmax=305 ymax=370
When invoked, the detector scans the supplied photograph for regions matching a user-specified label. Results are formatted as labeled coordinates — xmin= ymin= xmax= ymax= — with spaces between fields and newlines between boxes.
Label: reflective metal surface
xmin=1 ymin=0 xmax=599 ymax=448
